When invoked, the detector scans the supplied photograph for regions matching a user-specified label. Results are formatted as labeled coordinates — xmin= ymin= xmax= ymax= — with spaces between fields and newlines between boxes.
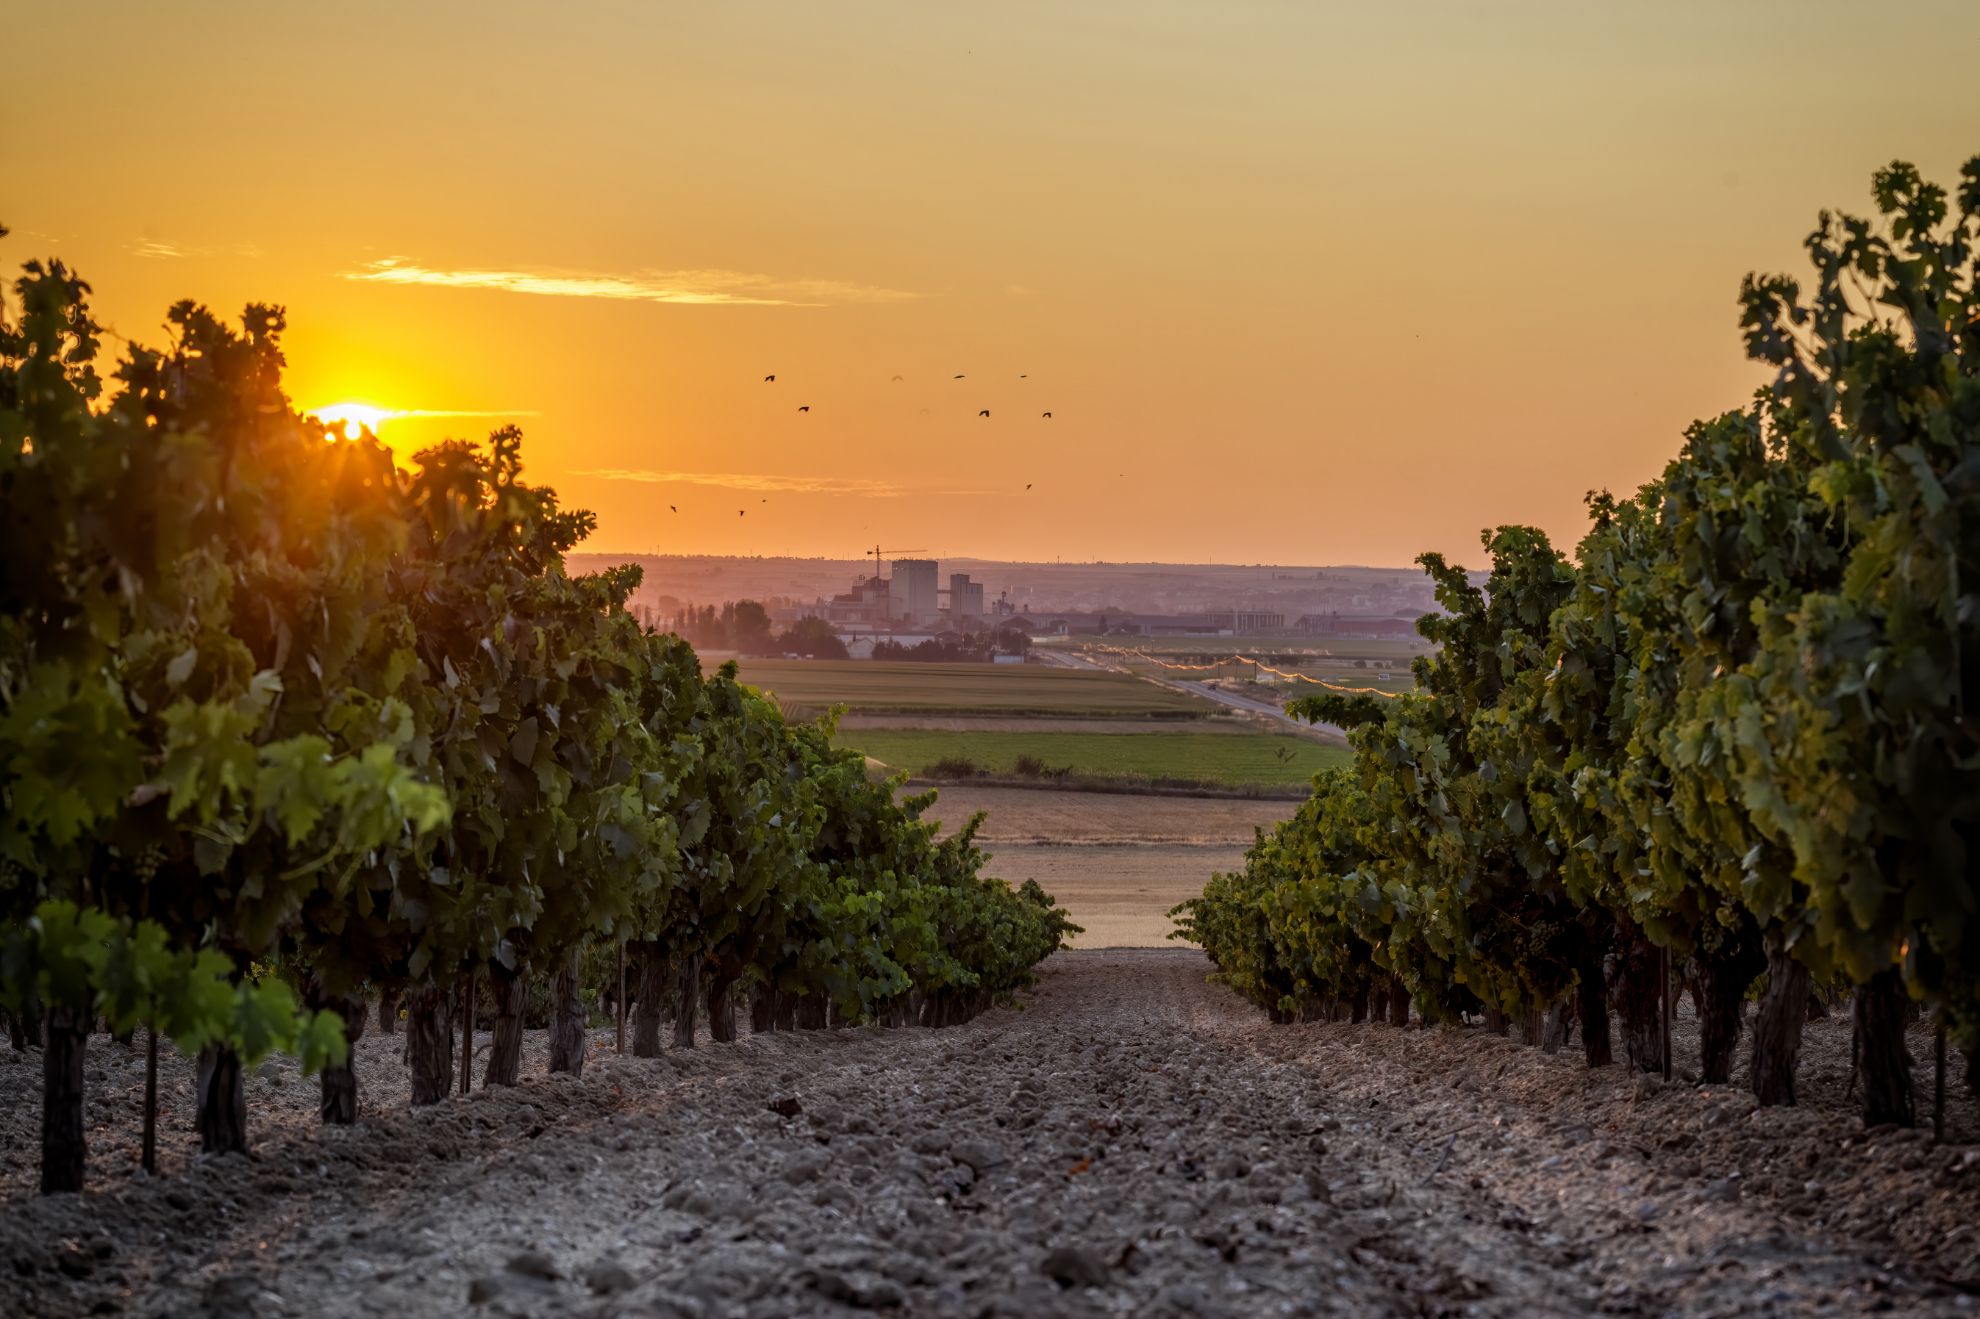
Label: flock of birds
xmin=763 ymin=372 xmax=1052 ymax=422
xmin=672 ymin=372 xmax=1052 ymax=519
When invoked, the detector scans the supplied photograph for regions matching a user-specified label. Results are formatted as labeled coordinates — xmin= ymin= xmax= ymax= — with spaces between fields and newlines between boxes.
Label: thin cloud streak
xmin=131 ymin=239 xmax=262 ymax=260
xmin=573 ymin=468 xmax=998 ymax=498
xmin=342 ymin=258 xmax=914 ymax=308
xmin=393 ymin=408 xmax=543 ymax=419
xmin=575 ymin=469 xmax=905 ymax=496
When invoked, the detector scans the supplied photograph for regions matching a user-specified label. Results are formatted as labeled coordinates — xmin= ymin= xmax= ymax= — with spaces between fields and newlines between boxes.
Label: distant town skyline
xmin=569 ymin=552 xmax=1448 ymax=629
xmin=14 ymin=3 xmax=1980 ymax=563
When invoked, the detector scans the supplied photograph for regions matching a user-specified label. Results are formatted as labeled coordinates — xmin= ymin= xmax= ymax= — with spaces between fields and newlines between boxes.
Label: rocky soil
xmin=4 ymin=950 xmax=1978 ymax=1318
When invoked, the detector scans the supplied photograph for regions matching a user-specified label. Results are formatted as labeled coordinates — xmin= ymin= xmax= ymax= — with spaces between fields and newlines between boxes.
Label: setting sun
xmin=309 ymin=402 xmax=394 ymax=440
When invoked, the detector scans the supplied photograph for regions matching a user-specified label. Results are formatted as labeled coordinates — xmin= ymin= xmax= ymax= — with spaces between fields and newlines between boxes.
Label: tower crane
xmin=867 ymin=544 xmax=924 ymax=576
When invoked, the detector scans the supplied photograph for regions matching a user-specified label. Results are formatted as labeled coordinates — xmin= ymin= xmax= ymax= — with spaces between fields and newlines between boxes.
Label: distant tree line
xmin=873 ymin=628 xmax=1030 ymax=663
xmin=669 ymin=601 xmax=773 ymax=652
xmin=666 ymin=602 xmax=846 ymax=658
xmin=666 ymin=603 xmax=1029 ymax=663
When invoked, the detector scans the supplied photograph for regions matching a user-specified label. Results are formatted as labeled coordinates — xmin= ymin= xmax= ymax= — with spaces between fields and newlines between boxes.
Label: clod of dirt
xmin=504 ymin=1250 xmax=560 ymax=1281
xmin=582 ymin=1260 xmax=637 ymax=1295
xmin=1039 ymin=1245 xmax=1112 ymax=1289
xmin=807 ymin=1266 xmax=906 ymax=1308
xmin=950 ymin=1139 xmax=1009 ymax=1173
xmin=463 ymin=1253 xmax=568 ymax=1309
xmin=781 ymin=1152 xmax=830 ymax=1185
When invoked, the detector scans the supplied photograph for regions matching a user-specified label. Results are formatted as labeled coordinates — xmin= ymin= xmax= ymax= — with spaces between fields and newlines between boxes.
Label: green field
xmin=836 ymin=727 xmax=1350 ymax=789
xmin=1057 ymin=633 xmax=1421 ymax=693
xmin=730 ymin=660 xmax=1213 ymax=718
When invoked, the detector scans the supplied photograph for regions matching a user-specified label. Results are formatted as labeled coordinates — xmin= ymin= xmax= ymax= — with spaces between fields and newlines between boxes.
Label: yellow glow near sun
xmin=310 ymin=402 xmax=396 ymax=439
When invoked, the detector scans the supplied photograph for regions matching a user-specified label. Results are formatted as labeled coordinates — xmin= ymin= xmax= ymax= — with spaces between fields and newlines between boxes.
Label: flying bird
xmin=978 ymin=409 xmax=991 ymax=417
xmin=891 ymin=374 xmax=904 ymax=382
xmin=738 ymin=509 xmax=745 ymax=517
xmin=763 ymin=374 xmax=775 ymax=382
xmin=952 ymin=374 xmax=965 ymax=379
xmin=1019 ymin=374 xmax=1027 ymax=378
xmin=670 ymin=504 xmax=677 ymax=513
xmin=1042 ymin=412 xmax=1052 ymax=418
xmin=798 ymin=405 xmax=810 ymax=412
xmin=1025 ymin=483 xmax=1033 ymax=491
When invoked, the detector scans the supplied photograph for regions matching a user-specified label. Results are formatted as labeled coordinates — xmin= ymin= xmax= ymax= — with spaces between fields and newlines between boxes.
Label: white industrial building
xmin=948 ymin=572 xmax=984 ymax=621
xmin=815 ymin=558 xmax=997 ymax=635
xmin=889 ymin=559 xmax=940 ymax=625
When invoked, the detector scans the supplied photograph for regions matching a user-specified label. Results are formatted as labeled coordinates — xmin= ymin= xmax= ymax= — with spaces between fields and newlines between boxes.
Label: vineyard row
xmin=0 ymin=245 xmax=1077 ymax=1196
xmin=1177 ymin=156 xmax=1980 ymax=1131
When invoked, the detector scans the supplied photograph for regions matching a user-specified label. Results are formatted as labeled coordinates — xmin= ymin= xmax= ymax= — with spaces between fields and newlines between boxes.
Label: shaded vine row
xmin=1176 ymin=156 xmax=1980 ymax=1129
xmin=0 ymin=237 xmax=1078 ymax=1194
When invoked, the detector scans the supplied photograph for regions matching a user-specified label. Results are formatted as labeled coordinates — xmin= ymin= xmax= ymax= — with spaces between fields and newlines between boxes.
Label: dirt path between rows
xmin=5 ymin=951 xmax=1977 ymax=1318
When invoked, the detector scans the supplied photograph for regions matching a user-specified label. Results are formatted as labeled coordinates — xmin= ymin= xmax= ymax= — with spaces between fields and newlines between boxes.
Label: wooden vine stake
xmin=1934 ymin=1022 xmax=1947 ymax=1144
xmin=616 ymin=940 xmax=627 ymax=1054
xmin=141 ymin=1029 xmax=158 ymax=1172
xmin=1661 ymin=945 xmax=1673 ymax=1083
xmin=459 ymin=967 xmax=475 ymax=1096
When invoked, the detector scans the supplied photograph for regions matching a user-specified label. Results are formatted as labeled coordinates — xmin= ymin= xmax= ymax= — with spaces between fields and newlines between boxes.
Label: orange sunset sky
xmin=11 ymin=2 xmax=1979 ymax=565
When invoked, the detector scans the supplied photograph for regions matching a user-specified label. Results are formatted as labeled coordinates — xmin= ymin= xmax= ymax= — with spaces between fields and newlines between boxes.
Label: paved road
xmin=1037 ymin=646 xmax=1345 ymax=741
xmin=1031 ymin=648 xmax=1108 ymax=671
xmin=1163 ymin=678 xmax=1347 ymax=742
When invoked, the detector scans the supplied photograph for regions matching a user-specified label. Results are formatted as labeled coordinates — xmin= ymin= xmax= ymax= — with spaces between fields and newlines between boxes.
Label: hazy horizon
xmin=571 ymin=551 xmax=1430 ymax=571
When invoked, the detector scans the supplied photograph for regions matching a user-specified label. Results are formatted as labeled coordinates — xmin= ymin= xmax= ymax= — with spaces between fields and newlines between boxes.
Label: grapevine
xmin=0 ymin=244 xmax=1077 ymax=1196
xmin=1178 ymin=154 xmax=1980 ymax=1126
